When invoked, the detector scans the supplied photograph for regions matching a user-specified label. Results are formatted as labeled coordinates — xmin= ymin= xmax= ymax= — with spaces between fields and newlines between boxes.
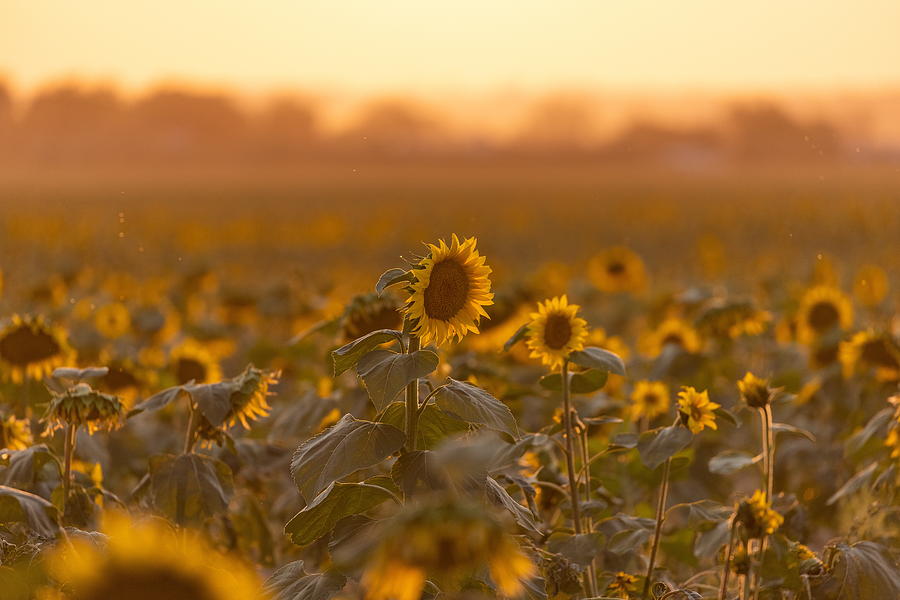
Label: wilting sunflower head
xmin=641 ymin=318 xmax=702 ymax=357
xmin=44 ymin=511 xmax=265 ymax=600
xmin=796 ymin=286 xmax=853 ymax=344
xmin=737 ymin=490 xmax=783 ymax=538
xmin=225 ymin=365 xmax=279 ymax=430
xmin=587 ymin=246 xmax=647 ymax=294
xmin=738 ymin=372 xmax=775 ymax=409
xmin=839 ymin=330 xmax=900 ymax=382
xmin=362 ymin=499 xmax=535 ymax=600
xmin=343 ymin=293 xmax=402 ymax=341
xmin=525 ymin=295 xmax=589 ymax=370
xmin=676 ymin=386 xmax=719 ymax=434
xmin=0 ymin=314 xmax=74 ymax=384
xmin=93 ymin=302 xmax=132 ymax=339
xmin=0 ymin=414 xmax=33 ymax=450
xmin=604 ymin=572 xmax=639 ymax=599
xmin=853 ymin=264 xmax=889 ymax=308
xmin=43 ymin=383 xmax=124 ymax=435
xmin=170 ymin=339 xmax=222 ymax=385
xmin=405 ymin=234 xmax=493 ymax=347
xmin=629 ymin=380 xmax=670 ymax=421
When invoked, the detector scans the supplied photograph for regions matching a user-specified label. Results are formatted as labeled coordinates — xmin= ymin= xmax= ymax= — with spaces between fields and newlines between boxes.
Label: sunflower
xmin=224 ymin=365 xmax=279 ymax=429
xmin=737 ymin=490 xmax=783 ymax=538
xmin=94 ymin=302 xmax=132 ymax=339
xmin=853 ymin=264 xmax=889 ymax=307
xmin=405 ymin=234 xmax=494 ymax=346
xmin=629 ymin=380 xmax=670 ymax=421
xmin=0 ymin=314 xmax=74 ymax=384
xmin=525 ymin=295 xmax=589 ymax=370
xmin=362 ymin=499 xmax=535 ymax=600
xmin=676 ymin=386 xmax=719 ymax=434
xmin=796 ymin=286 xmax=853 ymax=344
xmin=640 ymin=318 xmax=702 ymax=357
xmin=839 ymin=330 xmax=900 ymax=382
xmin=170 ymin=339 xmax=222 ymax=385
xmin=737 ymin=372 xmax=776 ymax=409
xmin=97 ymin=356 xmax=155 ymax=407
xmin=0 ymin=414 xmax=33 ymax=450
xmin=131 ymin=302 xmax=180 ymax=344
xmin=44 ymin=511 xmax=264 ymax=600
xmin=587 ymin=246 xmax=647 ymax=294
xmin=43 ymin=383 xmax=124 ymax=435
xmin=343 ymin=292 xmax=403 ymax=341
xmin=605 ymin=572 xmax=639 ymax=599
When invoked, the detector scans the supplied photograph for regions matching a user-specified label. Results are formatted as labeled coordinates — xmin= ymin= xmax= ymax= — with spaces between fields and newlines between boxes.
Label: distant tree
xmin=514 ymin=94 xmax=599 ymax=155
xmin=727 ymin=103 xmax=842 ymax=162
xmin=252 ymin=96 xmax=319 ymax=160
xmin=339 ymin=99 xmax=445 ymax=158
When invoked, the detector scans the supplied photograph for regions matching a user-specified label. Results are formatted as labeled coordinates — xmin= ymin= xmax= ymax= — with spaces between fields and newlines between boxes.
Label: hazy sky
xmin=3 ymin=0 xmax=900 ymax=93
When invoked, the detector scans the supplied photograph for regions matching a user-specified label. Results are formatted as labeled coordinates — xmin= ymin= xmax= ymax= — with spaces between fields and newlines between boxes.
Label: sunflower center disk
xmin=543 ymin=313 xmax=572 ymax=350
xmin=423 ymin=259 xmax=470 ymax=321
xmin=0 ymin=326 xmax=61 ymax=365
xmin=607 ymin=261 xmax=626 ymax=275
xmin=808 ymin=302 xmax=839 ymax=331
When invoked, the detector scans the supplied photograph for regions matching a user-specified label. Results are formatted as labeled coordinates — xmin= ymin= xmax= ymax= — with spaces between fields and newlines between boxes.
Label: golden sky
xmin=3 ymin=0 xmax=900 ymax=93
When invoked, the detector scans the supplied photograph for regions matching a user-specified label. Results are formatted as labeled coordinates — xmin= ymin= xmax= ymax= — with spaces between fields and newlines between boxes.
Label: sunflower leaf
xmin=637 ymin=425 xmax=693 ymax=470
xmin=129 ymin=385 xmax=189 ymax=417
xmin=356 ymin=349 xmax=439 ymax=412
xmin=811 ymin=541 xmax=900 ymax=599
xmin=433 ymin=378 xmax=519 ymax=437
xmin=380 ymin=401 xmax=469 ymax=449
xmin=375 ymin=268 xmax=414 ymax=295
xmin=284 ymin=480 xmax=395 ymax=546
xmin=147 ymin=453 xmax=234 ymax=526
xmin=827 ymin=462 xmax=878 ymax=506
xmin=539 ymin=369 xmax=608 ymax=394
xmin=503 ymin=323 xmax=529 ymax=352
xmin=568 ymin=347 xmax=626 ymax=375
xmin=0 ymin=485 xmax=59 ymax=537
xmin=290 ymin=414 xmax=405 ymax=502
xmin=185 ymin=380 xmax=241 ymax=428
xmin=708 ymin=450 xmax=761 ymax=475
xmin=331 ymin=329 xmax=403 ymax=376
xmin=263 ymin=561 xmax=347 ymax=600
xmin=771 ymin=422 xmax=816 ymax=443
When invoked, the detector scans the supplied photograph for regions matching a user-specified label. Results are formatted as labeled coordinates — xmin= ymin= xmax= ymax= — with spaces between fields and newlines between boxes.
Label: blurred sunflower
xmin=170 ymin=339 xmax=222 ymax=385
xmin=587 ymin=246 xmax=647 ymax=294
xmin=630 ymin=380 xmax=670 ymax=421
xmin=0 ymin=414 xmax=33 ymax=450
xmin=97 ymin=357 xmax=155 ymax=407
xmin=676 ymin=386 xmax=718 ymax=434
xmin=224 ymin=365 xmax=279 ymax=429
xmin=640 ymin=317 xmax=701 ymax=357
xmin=131 ymin=302 xmax=180 ymax=344
xmin=737 ymin=490 xmax=783 ymax=538
xmin=853 ymin=264 xmax=889 ymax=308
xmin=796 ymin=286 xmax=853 ymax=344
xmin=43 ymin=383 xmax=124 ymax=435
xmin=343 ymin=292 xmax=402 ymax=341
xmin=93 ymin=302 xmax=131 ymax=339
xmin=405 ymin=234 xmax=493 ymax=346
xmin=737 ymin=372 xmax=776 ymax=409
xmin=525 ymin=295 xmax=589 ymax=370
xmin=0 ymin=314 xmax=73 ymax=383
xmin=839 ymin=330 xmax=900 ymax=382
xmin=605 ymin=572 xmax=639 ymax=598
xmin=44 ymin=511 xmax=264 ymax=600
xmin=362 ymin=499 xmax=535 ymax=600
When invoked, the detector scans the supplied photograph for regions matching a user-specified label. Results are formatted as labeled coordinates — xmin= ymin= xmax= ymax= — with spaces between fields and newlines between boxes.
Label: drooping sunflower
xmin=839 ymin=330 xmax=900 ymax=382
xmin=796 ymin=285 xmax=853 ymax=344
xmin=170 ymin=339 xmax=222 ymax=385
xmin=93 ymin=302 xmax=132 ymax=339
xmin=525 ymin=295 xmax=589 ymax=370
xmin=676 ymin=386 xmax=719 ymax=434
xmin=224 ymin=365 xmax=279 ymax=429
xmin=587 ymin=246 xmax=647 ymax=294
xmin=362 ymin=499 xmax=535 ymax=600
xmin=853 ymin=264 xmax=889 ymax=308
xmin=0 ymin=413 xmax=33 ymax=450
xmin=640 ymin=317 xmax=702 ymax=357
xmin=44 ymin=511 xmax=265 ymax=600
xmin=43 ymin=383 xmax=124 ymax=435
xmin=736 ymin=490 xmax=783 ymax=538
xmin=629 ymin=380 xmax=670 ymax=421
xmin=131 ymin=301 xmax=180 ymax=344
xmin=405 ymin=234 xmax=493 ymax=346
xmin=0 ymin=314 xmax=74 ymax=384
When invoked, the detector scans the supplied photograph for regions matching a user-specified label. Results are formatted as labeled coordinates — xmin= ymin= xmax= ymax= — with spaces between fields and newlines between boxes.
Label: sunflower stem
xmin=642 ymin=456 xmax=672 ymax=600
xmin=718 ymin=516 xmax=738 ymax=600
xmin=560 ymin=360 xmax=591 ymax=597
xmin=62 ymin=424 xmax=76 ymax=516
xmin=183 ymin=403 xmax=197 ymax=454
xmin=764 ymin=404 xmax=774 ymax=499
xmin=405 ymin=334 xmax=420 ymax=452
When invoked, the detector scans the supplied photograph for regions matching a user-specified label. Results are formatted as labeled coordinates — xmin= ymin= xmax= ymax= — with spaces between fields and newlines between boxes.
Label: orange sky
xmin=3 ymin=1 xmax=900 ymax=94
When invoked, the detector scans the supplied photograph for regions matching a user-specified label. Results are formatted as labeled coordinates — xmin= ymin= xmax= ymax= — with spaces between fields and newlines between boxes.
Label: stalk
xmin=62 ymin=424 xmax=76 ymax=515
xmin=183 ymin=403 xmax=197 ymax=454
xmin=642 ymin=457 xmax=672 ymax=600
xmin=560 ymin=360 xmax=591 ymax=597
xmin=764 ymin=404 xmax=774 ymax=499
xmin=718 ymin=517 xmax=738 ymax=600
xmin=405 ymin=334 xmax=421 ymax=451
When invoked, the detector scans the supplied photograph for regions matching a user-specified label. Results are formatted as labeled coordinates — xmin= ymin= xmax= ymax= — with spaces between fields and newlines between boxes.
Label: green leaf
xmin=568 ymin=347 xmax=626 ymax=375
xmin=503 ymin=323 xmax=529 ymax=352
xmin=637 ymin=425 xmax=693 ymax=470
xmin=665 ymin=500 xmax=731 ymax=527
xmin=148 ymin=453 xmax=234 ymax=526
xmin=290 ymin=414 xmax=405 ymax=502
xmin=609 ymin=432 xmax=639 ymax=450
xmin=356 ymin=349 xmax=439 ymax=412
xmin=812 ymin=541 xmax=900 ymax=599
xmin=391 ymin=450 xmax=446 ymax=497
xmin=284 ymin=481 xmax=395 ymax=546
xmin=486 ymin=476 xmax=540 ymax=535
xmin=433 ymin=378 xmax=518 ymax=437
xmin=714 ymin=406 xmax=740 ymax=428
xmin=263 ymin=561 xmax=347 ymax=600
xmin=846 ymin=408 xmax=893 ymax=457
xmin=548 ymin=533 xmax=605 ymax=567
xmin=375 ymin=268 xmax=414 ymax=295
xmin=827 ymin=463 xmax=878 ymax=506
xmin=186 ymin=380 xmax=240 ymax=427
xmin=51 ymin=366 xmax=109 ymax=381
xmin=539 ymin=369 xmax=608 ymax=394
xmin=380 ymin=402 xmax=469 ymax=449
xmin=694 ymin=519 xmax=731 ymax=559
xmin=0 ymin=485 xmax=59 ymax=537
xmin=772 ymin=422 xmax=816 ymax=443
xmin=332 ymin=329 xmax=403 ymax=376
xmin=708 ymin=450 xmax=761 ymax=475
xmin=129 ymin=385 xmax=189 ymax=417
xmin=0 ymin=445 xmax=61 ymax=489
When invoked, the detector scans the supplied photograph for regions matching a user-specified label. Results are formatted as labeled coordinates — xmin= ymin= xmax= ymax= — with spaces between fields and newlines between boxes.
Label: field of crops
xmin=0 ymin=165 xmax=898 ymax=600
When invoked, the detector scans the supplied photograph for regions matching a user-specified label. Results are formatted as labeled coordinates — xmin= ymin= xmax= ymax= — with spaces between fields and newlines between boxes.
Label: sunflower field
xmin=0 ymin=173 xmax=899 ymax=600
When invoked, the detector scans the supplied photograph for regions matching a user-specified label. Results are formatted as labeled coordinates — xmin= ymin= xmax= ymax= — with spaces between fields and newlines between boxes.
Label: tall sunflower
xmin=796 ymin=286 xmax=853 ymax=344
xmin=587 ymin=246 xmax=647 ymax=294
xmin=44 ymin=511 xmax=265 ymax=600
xmin=0 ymin=314 xmax=73 ymax=384
xmin=405 ymin=234 xmax=493 ymax=346
xmin=525 ymin=296 xmax=589 ymax=370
